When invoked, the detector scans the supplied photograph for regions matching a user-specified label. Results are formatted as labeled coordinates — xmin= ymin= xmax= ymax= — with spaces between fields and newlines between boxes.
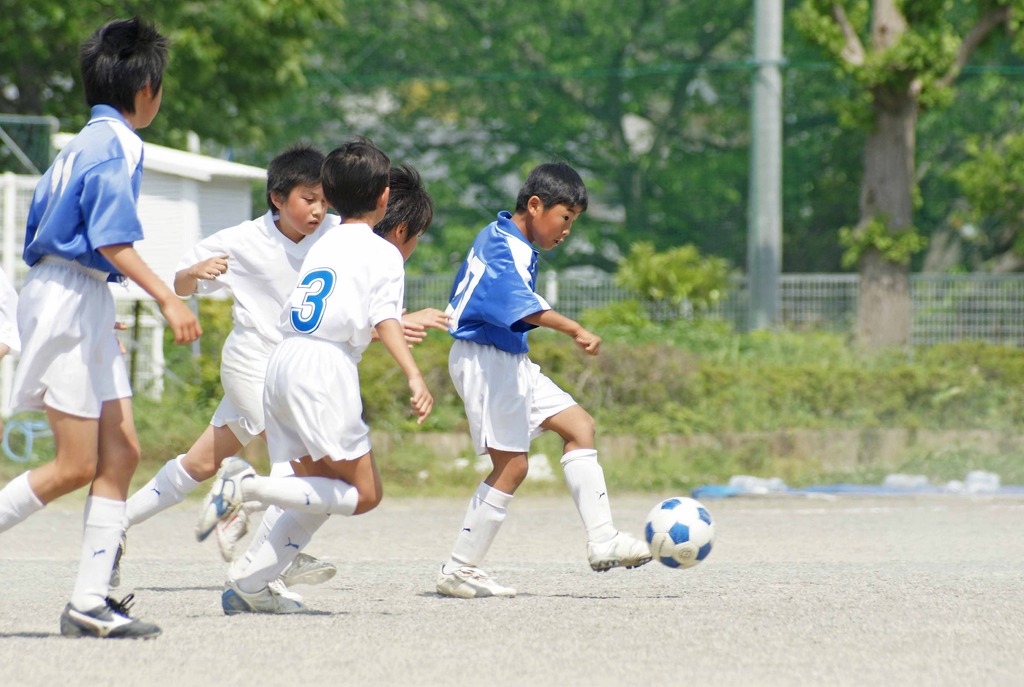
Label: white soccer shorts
xmin=11 ymin=259 xmax=131 ymax=419
xmin=263 ymin=337 xmax=372 ymax=464
xmin=211 ymin=328 xmax=274 ymax=446
xmin=448 ymin=339 xmax=576 ymax=456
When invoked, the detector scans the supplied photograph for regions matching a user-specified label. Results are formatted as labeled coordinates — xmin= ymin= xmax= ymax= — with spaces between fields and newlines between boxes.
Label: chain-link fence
xmin=405 ymin=272 xmax=1024 ymax=347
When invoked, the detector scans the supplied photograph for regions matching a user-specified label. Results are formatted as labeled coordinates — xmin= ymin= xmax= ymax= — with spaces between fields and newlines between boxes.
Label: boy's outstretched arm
xmin=401 ymin=308 xmax=450 ymax=344
xmin=99 ymin=244 xmax=202 ymax=344
xmin=375 ymin=317 xmax=434 ymax=423
xmin=371 ymin=308 xmax=450 ymax=345
xmin=522 ymin=309 xmax=601 ymax=355
xmin=174 ymin=254 xmax=229 ymax=296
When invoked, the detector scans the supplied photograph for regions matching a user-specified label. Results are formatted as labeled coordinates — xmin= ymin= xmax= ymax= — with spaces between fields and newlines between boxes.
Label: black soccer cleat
xmin=59 ymin=594 xmax=161 ymax=639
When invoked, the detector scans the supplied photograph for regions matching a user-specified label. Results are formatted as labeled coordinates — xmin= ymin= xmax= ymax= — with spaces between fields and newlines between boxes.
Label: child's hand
xmin=114 ymin=322 xmax=128 ymax=355
xmin=402 ymin=308 xmax=450 ymax=345
xmin=190 ymin=255 xmax=229 ymax=281
xmin=408 ymin=375 xmax=433 ymax=424
xmin=161 ymin=298 xmax=202 ymax=344
xmin=574 ymin=327 xmax=602 ymax=355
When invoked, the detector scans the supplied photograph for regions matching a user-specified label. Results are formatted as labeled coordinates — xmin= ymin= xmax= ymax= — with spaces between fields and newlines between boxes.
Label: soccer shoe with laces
xmin=221 ymin=580 xmax=303 ymax=615
xmin=436 ymin=565 xmax=516 ymax=599
xmin=587 ymin=531 xmax=653 ymax=572
xmin=109 ymin=532 xmax=127 ymax=588
xmin=268 ymin=577 xmax=303 ymax=603
xmin=281 ymin=552 xmax=337 ymax=587
xmin=215 ymin=509 xmax=250 ymax=562
xmin=59 ymin=594 xmax=161 ymax=639
xmin=196 ymin=457 xmax=255 ymax=542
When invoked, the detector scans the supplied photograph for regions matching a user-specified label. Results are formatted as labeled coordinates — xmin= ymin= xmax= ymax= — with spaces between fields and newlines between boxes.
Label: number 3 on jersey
xmin=290 ymin=268 xmax=336 ymax=333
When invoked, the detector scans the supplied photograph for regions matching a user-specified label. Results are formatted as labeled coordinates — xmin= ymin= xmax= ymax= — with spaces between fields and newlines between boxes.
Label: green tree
xmin=930 ymin=31 xmax=1024 ymax=272
xmin=0 ymin=1 xmax=343 ymax=151
xmin=794 ymin=0 xmax=1018 ymax=348
xmin=275 ymin=1 xmax=755 ymax=272
xmin=952 ymin=129 xmax=1024 ymax=267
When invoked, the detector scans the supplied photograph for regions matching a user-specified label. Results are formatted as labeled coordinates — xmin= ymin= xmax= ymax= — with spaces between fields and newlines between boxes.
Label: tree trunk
xmin=857 ymin=248 xmax=911 ymax=346
xmin=855 ymin=88 xmax=918 ymax=349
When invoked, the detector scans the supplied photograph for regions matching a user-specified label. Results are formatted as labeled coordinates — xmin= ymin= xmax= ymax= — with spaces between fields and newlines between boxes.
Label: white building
xmin=0 ymin=138 xmax=265 ymax=413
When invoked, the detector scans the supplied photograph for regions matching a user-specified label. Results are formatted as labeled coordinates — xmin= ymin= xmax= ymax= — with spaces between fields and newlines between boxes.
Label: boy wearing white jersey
xmin=197 ymin=144 xmax=434 ymax=614
xmin=436 ymin=162 xmax=651 ymax=599
xmin=112 ymin=145 xmax=340 ymax=596
xmin=0 ymin=18 xmax=201 ymax=638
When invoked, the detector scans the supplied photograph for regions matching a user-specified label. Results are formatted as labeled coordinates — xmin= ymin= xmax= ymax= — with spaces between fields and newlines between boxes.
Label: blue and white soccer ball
xmin=644 ymin=497 xmax=715 ymax=569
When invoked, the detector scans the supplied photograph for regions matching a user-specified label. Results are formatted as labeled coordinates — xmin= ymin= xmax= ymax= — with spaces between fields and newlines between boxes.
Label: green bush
xmin=10 ymin=299 xmax=1024 ymax=493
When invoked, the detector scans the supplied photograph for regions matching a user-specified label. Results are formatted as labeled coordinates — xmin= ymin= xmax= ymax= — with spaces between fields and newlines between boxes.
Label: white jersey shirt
xmin=179 ymin=211 xmax=339 ymax=344
xmin=278 ymin=222 xmax=405 ymax=358
xmin=263 ymin=222 xmax=405 ymax=463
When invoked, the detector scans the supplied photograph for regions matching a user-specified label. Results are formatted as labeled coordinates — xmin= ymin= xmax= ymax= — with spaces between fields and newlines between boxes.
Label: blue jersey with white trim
xmin=24 ymin=105 xmax=145 ymax=279
xmin=446 ymin=211 xmax=550 ymax=354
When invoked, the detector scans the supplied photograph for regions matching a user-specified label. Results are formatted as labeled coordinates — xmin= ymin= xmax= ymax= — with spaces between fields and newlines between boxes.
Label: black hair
xmin=514 ymin=162 xmax=589 ymax=214
xmin=374 ymin=164 xmax=433 ymax=243
xmin=80 ymin=17 xmax=169 ymax=114
xmin=266 ymin=143 xmax=325 ymax=211
xmin=321 ymin=138 xmax=391 ymax=219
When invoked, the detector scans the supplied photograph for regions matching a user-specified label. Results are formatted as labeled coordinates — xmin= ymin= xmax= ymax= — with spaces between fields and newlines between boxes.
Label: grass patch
xmin=5 ymin=317 xmax=1024 ymax=496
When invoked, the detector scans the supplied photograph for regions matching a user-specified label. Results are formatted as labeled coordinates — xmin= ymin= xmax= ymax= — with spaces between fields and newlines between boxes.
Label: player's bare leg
xmin=46 ymin=399 xmax=161 ymax=638
xmin=180 ymin=424 xmax=244 ymax=482
xmin=112 ymin=423 xmax=241 ymax=587
xmin=542 ymin=405 xmax=651 ymax=572
xmin=435 ymin=447 xmax=522 ymax=599
xmin=210 ymin=451 xmax=377 ymax=614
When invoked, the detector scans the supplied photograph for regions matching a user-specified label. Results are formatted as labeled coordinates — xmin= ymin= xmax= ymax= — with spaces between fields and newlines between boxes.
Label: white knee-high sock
xmin=242 ymin=475 xmax=359 ymax=516
xmin=445 ymin=482 xmax=513 ymax=570
xmin=231 ymin=505 xmax=284 ymax=579
xmin=231 ymin=459 xmax=300 ymax=576
xmin=0 ymin=472 xmax=45 ymax=533
xmin=70 ymin=496 xmax=125 ymax=611
xmin=236 ymin=461 xmax=295 ymax=555
xmin=124 ymin=455 xmax=200 ymax=529
xmin=236 ymin=509 xmax=329 ymax=593
xmin=561 ymin=449 xmax=617 ymax=544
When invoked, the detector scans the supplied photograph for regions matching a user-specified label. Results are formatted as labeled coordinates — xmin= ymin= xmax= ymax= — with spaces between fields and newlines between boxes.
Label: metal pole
xmin=747 ymin=0 xmax=784 ymax=330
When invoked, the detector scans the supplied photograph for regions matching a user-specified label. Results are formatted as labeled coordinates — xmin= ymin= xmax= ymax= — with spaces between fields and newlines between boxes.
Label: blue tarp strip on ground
xmin=691 ymin=483 xmax=1024 ymax=499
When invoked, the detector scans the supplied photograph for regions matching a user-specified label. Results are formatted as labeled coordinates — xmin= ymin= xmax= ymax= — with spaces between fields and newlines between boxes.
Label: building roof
xmin=53 ymin=133 xmax=266 ymax=182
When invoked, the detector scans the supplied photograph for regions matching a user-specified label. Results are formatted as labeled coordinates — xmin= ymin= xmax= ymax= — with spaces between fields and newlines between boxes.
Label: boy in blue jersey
xmin=0 ymin=18 xmax=201 ymax=638
xmin=437 ymin=162 xmax=651 ymax=598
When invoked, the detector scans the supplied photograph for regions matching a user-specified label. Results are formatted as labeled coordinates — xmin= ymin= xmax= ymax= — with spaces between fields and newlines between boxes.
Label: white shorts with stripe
xmin=448 ymin=339 xmax=576 ymax=456
xmin=11 ymin=258 xmax=131 ymax=419
xmin=263 ymin=336 xmax=371 ymax=464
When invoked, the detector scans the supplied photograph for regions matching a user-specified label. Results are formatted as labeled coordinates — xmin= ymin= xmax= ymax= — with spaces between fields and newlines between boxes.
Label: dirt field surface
xmin=2 ymin=493 xmax=1023 ymax=686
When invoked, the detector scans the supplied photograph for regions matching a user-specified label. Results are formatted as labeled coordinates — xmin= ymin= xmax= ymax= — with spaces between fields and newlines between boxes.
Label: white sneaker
xmin=221 ymin=580 xmax=303 ymax=615
xmin=225 ymin=565 xmax=307 ymax=603
xmin=215 ymin=509 xmax=250 ymax=562
xmin=268 ymin=577 xmax=303 ymax=603
xmin=281 ymin=552 xmax=337 ymax=587
xmin=196 ymin=457 xmax=255 ymax=542
xmin=587 ymin=532 xmax=653 ymax=572
xmin=436 ymin=565 xmax=516 ymax=598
